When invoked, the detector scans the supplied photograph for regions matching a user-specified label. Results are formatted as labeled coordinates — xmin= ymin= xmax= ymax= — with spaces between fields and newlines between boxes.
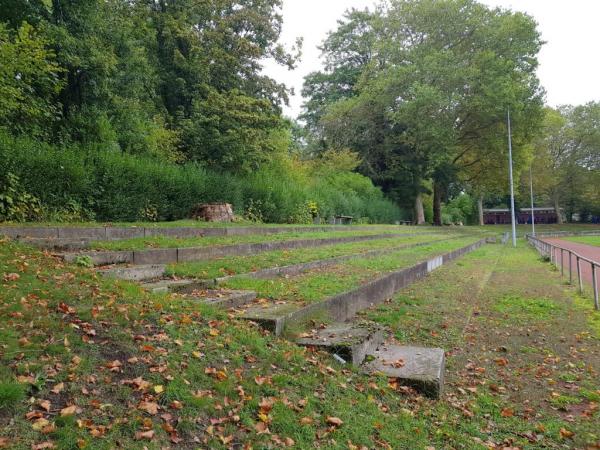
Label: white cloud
xmin=263 ymin=0 xmax=600 ymax=118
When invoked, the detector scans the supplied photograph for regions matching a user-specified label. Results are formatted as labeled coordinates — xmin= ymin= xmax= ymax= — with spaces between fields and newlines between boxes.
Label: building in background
xmin=483 ymin=207 xmax=562 ymax=225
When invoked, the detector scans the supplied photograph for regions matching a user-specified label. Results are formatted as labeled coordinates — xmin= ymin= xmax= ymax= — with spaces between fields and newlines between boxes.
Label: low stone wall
xmin=260 ymin=239 xmax=486 ymax=334
xmin=61 ymin=232 xmax=429 ymax=266
xmin=1 ymin=224 xmax=403 ymax=241
xmin=216 ymin=236 xmax=463 ymax=283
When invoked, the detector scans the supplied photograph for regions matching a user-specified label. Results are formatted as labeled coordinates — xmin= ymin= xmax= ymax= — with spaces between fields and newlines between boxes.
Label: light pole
xmin=507 ymin=109 xmax=517 ymax=247
xmin=529 ymin=166 xmax=535 ymax=236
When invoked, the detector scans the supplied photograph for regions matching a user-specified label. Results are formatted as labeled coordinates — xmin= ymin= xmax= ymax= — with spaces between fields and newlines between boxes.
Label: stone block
xmin=99 ymin=264 xmax=166 ymax=281
xmin=296 ymin=322 xmax=385 ymax=365
xmin=362 ymin=345 xmax=445 ymax=398
xmin=133 ymin=248 xmax=178 ymax=265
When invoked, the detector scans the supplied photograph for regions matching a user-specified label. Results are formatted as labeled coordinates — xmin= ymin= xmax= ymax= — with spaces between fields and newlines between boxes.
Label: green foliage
xmin=0 ymin=22 xmax=64 ymax=139
xmin=74 ymin=255 xmax=94 ymax=268
xmin=442 ymin=193 xmax=476 ymax=225
xmin=0 ymin=132 xmax=401 ymax=223
xmin=0 ymin=172 xmax=43 ymax=222
xmin=0 ymin=381 xmax=25 ymax=410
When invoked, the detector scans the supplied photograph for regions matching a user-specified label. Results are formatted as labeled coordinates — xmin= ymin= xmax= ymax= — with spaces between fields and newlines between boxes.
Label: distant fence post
xmin=593 ymin=264 xmax=599 ymax=311
xmin=576 ymin=256 xmax=583 ymax=294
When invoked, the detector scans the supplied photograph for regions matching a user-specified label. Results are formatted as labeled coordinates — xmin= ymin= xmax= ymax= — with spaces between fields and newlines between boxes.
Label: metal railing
xmin=527 ymin=235 xmax=599 ymax=310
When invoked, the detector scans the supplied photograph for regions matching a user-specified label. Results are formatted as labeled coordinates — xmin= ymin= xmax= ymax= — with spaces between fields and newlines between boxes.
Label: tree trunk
xmin=554 ymin=196 xmax=563 ymax=224
xmin=414 ymin=192 xmax=425 ymax=225
xmin=433 ymin=182 xmax=442 ymax=226
xmin=478 ymin=195 xmax=484 ymax=226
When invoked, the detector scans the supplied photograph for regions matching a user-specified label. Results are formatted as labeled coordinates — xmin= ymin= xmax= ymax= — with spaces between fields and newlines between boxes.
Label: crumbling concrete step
xmin=214 ymin=237 xmax=461 ymax=284
xmin=296 ymin=322 xmax=385 ymax=365
xmin=362 ymin=345 xmax=445 ymax=399
xmin=59 ymin=232 xmax=436 ymax=267
xmin=239 ymin=239 xmax=486 ymax=336
xmin=99 ymin=264 xmax=167 ymax=281
xmin=191 ymin=290 xmax=257 ymax=309
xmin=139 ymin=279 xmax=198 ymax=293
xmin=20 ymin=238 xmax=92 ymax=251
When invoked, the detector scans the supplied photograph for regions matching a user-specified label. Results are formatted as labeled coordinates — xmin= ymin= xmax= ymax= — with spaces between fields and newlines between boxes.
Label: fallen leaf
xmin=153 ymin=385 xmax=164 ymax=394
xmin=135 ymin=430 xmax=155 ymax=440
xmin=39 ymin=400 xmax=51 ymax=412
xmin=3 ymin=273 xmax=20 ymax=282
xmin=559 ymin=428 xmax=574 ymax=439
xmin=326 ymin=417 xmax=343 ymax=427
xmin=501 ymin=408 xmax=514 ymax=417
xmin=60 ymin=405 xmax=78 ymax=417
xmin=31 ymin=442 xmax=55 ymax=450
xmin=51 ymin=383 xmax=64 ymax=394
xmin=138 ymin=401 xmax=159 ymax=415
xmin=32 ymin=418 xmax=50 ymax=431
xmin=300 ymin=417 xmax=313 ymax=425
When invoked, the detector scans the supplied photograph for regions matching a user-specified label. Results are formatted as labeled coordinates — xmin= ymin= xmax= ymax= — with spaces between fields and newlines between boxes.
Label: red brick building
xmin=483 ymin=207 xmax=561 ymax=225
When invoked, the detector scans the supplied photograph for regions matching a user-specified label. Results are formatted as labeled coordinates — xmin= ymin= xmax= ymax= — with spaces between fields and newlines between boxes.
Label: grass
xmin=222 ymin=236 xmax=481 ymax=305
xmin=169 ymin=233 xmax=465 ymax=279
xmin=0 ymin=231 xmax=598 ymax=449
xmin=563 ymin=236 xmax=600 ymax=247
xmin=88 ymin=228 xmax=444 ymax=251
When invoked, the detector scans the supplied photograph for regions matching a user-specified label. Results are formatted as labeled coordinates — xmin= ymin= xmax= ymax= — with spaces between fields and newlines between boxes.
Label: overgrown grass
xmin=89 ymin=228 xmax=442 ymax=251
xmin=1 ymin=234 xmax=598 ymax=449
xmin=223 ymin=237 xmax=481 ymax=304
xmin=169 ymin=233 xmax=465 ymax=279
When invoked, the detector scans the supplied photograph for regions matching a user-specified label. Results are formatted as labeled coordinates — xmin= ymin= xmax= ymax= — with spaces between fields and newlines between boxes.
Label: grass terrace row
xmin=88 ymin=227 xmax=451 ymax=251
xmin=220 ymin=236 xmax=482 ymax=306
xmin=167 ymin=233 xmax=467 ymax=279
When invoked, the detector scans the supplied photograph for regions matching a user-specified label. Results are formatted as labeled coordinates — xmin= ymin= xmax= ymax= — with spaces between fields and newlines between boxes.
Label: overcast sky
xmin=263 ymin=0 xmax=600 ymax=119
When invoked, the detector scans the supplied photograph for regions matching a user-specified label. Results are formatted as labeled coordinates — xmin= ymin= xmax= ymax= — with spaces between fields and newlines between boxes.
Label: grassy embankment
xmin=0 ymin=234 xmax=598 ymax=449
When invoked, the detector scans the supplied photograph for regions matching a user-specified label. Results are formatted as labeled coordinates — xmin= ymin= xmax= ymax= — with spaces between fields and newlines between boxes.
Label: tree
xmin=307 ymin=0 xmax=544 ymax=224
xmin=0 ymin=22 xmax=64 ymax=139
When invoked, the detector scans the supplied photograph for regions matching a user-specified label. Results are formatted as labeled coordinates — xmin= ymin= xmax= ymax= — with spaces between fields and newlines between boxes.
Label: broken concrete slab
xmin=99 ymin=264 xmax=167 ymax=281
xmin=62 ymin=250 xmax=134 ymax=265
xmin=362 ymin=345 xmax=445 ymax=399
xmin=296 ymin=322 xmax=385 ymax=365
xmin=238 ymin=239 xmax=486 ymax=336
xmin=238 ymin=302 xmax=300 ymax=336
xmin=196 ymin=290 xmax=257 ymax=309
xmin=139 ymin=279 xmax=197 ymax=293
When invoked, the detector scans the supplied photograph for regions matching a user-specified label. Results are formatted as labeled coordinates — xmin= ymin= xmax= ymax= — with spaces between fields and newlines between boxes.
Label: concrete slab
xmin=99 ymin=265 xmax=166 ymax=281
xmin=133 ymin=248 xmax=178 ymax=265
xmin=0 ymin=226 xmax=59 ymax=239
xmin=362 ymin=345 xmax=445 ymax=398
xmin=105 ymin=227 xmax=145 ymax=239
xmin=296 ymin=322 xmax=385 ymax=365
xmin=58 ymin=227 xmax=106 ymax=239
xmin=62 ymin=251 xmax=134 ymax=265
xmin=238 ymin=303 xmax=300 ymax=336
xmin=140 ymin=279 xmax=196 ymax=293
xmin=198 ymin=290 xmax=257 ymax=309
xmin=20 ymin=238 xmax=91 ymax=251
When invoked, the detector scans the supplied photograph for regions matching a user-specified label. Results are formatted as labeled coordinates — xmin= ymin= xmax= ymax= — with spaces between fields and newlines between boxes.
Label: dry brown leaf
xmin=559 ymin=428 xmax=574 ymax=439
xmin=138 ymin=401 xmax=159 ymax=415
xmin=326 ymin=416 xmax=343 ymax=427
xmin=51 ymin=383 xmax=64 ymax=394
xmin=135 ymin=430 xmax=155 ymax=440
xmin=60 ymin=405 xmax=77 ymax=417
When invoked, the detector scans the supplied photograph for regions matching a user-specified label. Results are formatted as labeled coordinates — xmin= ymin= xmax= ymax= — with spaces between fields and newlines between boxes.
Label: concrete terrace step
xmin=214 ymin=236 xmax=463 ymax=284
xmin=186 ymin=289 xmax=257 ymax=309
xmin=1 ymin=224 xmax=405 ymax=241
xmin=362 ymin=344 xmax=445 ymax=399
xmin=59 ymin=232 xmax=430 ymax=267
xmin=296 ymin=322 xmax=385 ymax=366
xmin=99 ymin=264 xmax=167 ymax=281
xmin=139 ymin=279 xmax=201 ymax=294
xmin=238 ymin=239 xmax=486 ymax=336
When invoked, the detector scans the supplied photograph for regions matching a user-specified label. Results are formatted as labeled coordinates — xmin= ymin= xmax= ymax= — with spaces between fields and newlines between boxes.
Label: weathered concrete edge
xmin=254 ymin=239 xmax=486 ymax=335
xmin=59 ymin=232 xmax=440 ymax=266
xmin=215 ymin=236 xmax=466 ymax=284
xmin=0 ymin=224 xmax=408 ymax=241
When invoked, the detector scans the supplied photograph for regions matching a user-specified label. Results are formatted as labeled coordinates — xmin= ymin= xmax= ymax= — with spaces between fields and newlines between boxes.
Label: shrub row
xmin=0 ymin=133 xmax=403 ymax=223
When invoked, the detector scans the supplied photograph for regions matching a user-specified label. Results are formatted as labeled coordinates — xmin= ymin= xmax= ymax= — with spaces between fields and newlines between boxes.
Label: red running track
xmin=543 ymin=238 xmax=599 ymax=289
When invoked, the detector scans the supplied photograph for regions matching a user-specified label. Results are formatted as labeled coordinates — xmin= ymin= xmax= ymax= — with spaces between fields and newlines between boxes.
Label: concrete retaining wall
xmin=0 ymin=224 xmax=403 ymax=241
xmin=216 ymin=237 xmax=463 ymax=283
xmin=281 ymin=239 xmax=486 ymax=328
xmin=61 ymin=232 xmax=434 ymax=266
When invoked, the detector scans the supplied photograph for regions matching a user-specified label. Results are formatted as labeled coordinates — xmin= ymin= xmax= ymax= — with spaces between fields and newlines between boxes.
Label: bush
xmin=0 ymin=132 xmax=404 ymax=224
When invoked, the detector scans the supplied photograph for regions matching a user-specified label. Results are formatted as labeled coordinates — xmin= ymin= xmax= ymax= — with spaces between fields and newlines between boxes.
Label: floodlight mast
xmin=507 ymin=109 xmax=517 ymax=247
xmin=529 ymin=166 xmax=536 ymax=237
